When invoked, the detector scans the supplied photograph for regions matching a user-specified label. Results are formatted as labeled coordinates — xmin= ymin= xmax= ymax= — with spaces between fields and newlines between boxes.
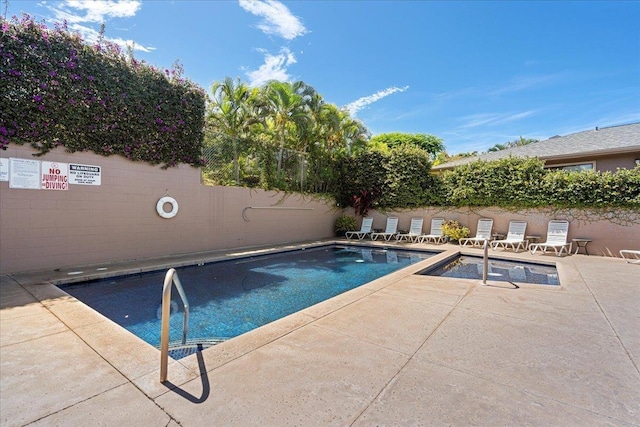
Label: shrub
xmin=334 ymin=215 xmax=357 ymax=236
xmin=441 ymin=157 xmax=546 ymax=207
xmin=1 ymin=14 xmax=206 ymax=168
xmin=439 ymin=158 xmax=639 ymax=209
xmin=441 ymin=220 xmax=470 ymax=242
xmin=334 ymin=147 xmax=439 ymax=209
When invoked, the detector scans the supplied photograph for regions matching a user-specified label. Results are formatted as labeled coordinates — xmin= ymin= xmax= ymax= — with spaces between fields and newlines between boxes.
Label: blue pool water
xmin=419 ymin=255 xmax=559 ymax=286
xmin=61 ymin=245 xmax=434 ymax=357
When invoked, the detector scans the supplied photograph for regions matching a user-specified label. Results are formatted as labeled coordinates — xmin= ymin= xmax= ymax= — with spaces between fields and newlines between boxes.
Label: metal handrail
xmin=160 ymin=268 xmax=190 ymax=382
xmin=482 ymin=239 xmax=489 ymax=285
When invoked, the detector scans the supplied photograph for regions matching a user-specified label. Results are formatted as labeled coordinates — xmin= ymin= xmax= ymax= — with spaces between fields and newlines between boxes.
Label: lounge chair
xmin=530 ymin=220 xmax=572 ymax=256
xmin=460 ymin=218 xmax=494 ymax=247
xmin=370 ymin=217 xmax=399 ymax=241
xmin=345 ymin=217 xmax=373 ymax=240
xmin=396 ymin=217 xmax=424 ymax=242
xmin=620 ymin=250 xmax=640 ymax=264
xmin=417 ymin=218 xmax=447 ymax=244
xmin=491 ymin=220 xmax=528 ymax=252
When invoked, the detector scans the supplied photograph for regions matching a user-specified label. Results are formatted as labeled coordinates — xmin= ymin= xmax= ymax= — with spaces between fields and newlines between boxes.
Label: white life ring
xmin=156 ymin=196 xmax=178 ymax=219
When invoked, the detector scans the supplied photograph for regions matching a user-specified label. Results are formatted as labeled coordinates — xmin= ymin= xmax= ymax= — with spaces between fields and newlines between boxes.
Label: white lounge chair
xmin=530 ymin=220 xmax=572 ymax=256
xmin=620 ymin=250 xmax=640 ymax=264
xmin=460 ymin=218 xmax=494 ymax=247
xmin=396 ymin=217 xmax=424 ymax=242
xmin=370 ymin=217 xmax=399 ymax=241
xmin=417 ymin=218 xmax=447 ymax=244
xmin=345 ymin=217 xmax=373 ymax=240
xmin=491 ymin=220 xmax=528 ymax=252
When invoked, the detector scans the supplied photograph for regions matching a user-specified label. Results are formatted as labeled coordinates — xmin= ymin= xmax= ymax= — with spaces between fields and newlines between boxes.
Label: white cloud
xmin=459 ymin=111 xmax=535 ymax=128
xmin=239 ymin=0 xmax=308 ymax=40
xmin=49 ymin=0 xmax=142 ymax=23
xmin=69 ymin=23 xmax=154 ymax=52
xmin=343 ymin=86 xmax=410 ymax=116
xmin=43 ymin=1 xmax=153 ymax=52
xmin=246 ymin=48 xmax=297 ymax=87
xmin=489 ymin=73 xmax=565 ymax=96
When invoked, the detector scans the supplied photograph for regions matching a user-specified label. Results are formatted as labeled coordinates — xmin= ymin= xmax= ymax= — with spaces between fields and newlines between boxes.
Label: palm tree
xmin=260 ymin=81 xmax=309 ymax=180
xmin=208 ymin=77 xmax=251 ymax=184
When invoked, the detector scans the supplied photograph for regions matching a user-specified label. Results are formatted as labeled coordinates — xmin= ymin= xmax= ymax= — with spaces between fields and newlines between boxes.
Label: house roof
xmin=433 ymin=122 xmax=640 ymax=170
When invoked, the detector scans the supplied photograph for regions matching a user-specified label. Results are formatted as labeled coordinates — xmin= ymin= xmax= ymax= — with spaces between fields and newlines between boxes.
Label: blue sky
xmin=6 ymin=0 xmax=640 ymax=154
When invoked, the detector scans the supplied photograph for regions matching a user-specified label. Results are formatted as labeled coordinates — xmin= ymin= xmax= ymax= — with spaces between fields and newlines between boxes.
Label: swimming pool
xmin=418 ymin=255 xmax=559 ymax=286
xmin=60 ymin=245 xmax=435 ymax=358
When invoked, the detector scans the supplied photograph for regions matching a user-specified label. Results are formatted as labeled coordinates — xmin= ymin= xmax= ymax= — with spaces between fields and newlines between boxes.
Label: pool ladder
xmin=160 ymin=268 xmax=190 ymax=382
xmin=482 ymin=239 xmax=489 ymax=285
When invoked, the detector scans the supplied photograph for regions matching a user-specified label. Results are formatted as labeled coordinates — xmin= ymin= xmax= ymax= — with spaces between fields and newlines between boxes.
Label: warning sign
xmin=41 ymin=161 xmax=68 ymax=190
xmin=0 ymin=158 xmax=8 ymax=182
xmin=9 ymin=158 xmax=40 ymax=189
xmin=69 ymin=163 xmax=101 ymax=185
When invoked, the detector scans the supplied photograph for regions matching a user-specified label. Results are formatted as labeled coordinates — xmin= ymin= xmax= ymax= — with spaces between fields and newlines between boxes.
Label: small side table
xmin=525 ymin=235 xmax=541 ymax=250
xmin=572 ymin=238 xmax=592 ymax=255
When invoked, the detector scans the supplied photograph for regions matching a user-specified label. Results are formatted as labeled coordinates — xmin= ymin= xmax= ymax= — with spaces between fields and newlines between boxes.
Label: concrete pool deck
xmin=1 ymin=240 xmax=639 ymax=426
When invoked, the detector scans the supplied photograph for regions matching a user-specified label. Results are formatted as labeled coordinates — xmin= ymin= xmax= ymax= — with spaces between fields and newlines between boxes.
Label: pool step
xmin=163 ymin=338 xmax=228 ymax=359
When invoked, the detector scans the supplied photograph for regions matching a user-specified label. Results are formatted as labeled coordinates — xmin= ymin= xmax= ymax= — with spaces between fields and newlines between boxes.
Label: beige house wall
xmin=2 ymin=145 xmax=638 ymax=274
xmin=544 ymin=151 xmax=640 ymax=172
xmin=0 ymin=146 xmax=339 ymax=274
xmin=360 ymin=207 xmax=640 ymax=258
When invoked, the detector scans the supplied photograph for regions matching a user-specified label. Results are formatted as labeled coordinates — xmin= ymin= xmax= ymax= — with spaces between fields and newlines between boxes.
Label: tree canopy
xmin=487 ymin=136 xmax=539 ymax=152
xmin=369 ymin=132 xmax=444 ymax=158
xmin=204 ymin=78 xmax=370 ymax=191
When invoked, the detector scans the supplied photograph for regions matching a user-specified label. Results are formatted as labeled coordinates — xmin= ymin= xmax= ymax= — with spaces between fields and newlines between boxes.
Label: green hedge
xmin=334 ymin=147 xmax=441 ymax=209
xmin=441 ymin=157 xmax=546 ymax=207
xmin=336 ymin=154 xmax=639 ymax=210
xmin=540 ymin=167 xmax=640 ymax=207
xmin=441 ymin=157 xmax=640 ymax=208
xmin=1 ymin=15 xmax=205 ymax=168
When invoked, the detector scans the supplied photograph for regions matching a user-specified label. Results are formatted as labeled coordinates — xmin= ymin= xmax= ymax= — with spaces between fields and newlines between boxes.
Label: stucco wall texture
xmin=1 ymin=145 xmax=638 ymax=274
xmin=360 ymin=208 xmax=639 ymax=258
xmin=1 ymin=145 xmax=339 ymax=274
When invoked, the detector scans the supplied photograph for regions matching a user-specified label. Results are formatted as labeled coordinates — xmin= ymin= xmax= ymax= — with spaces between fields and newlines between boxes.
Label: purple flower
xmin=0 ymin=127 xmax=8 ymax=136
xmin=155 ymin=118 xmax=163 ymax=124
xmin=9 ymin=70 xmax=22 ymax=76
xmin=49 ymin=70 xmax=57 ymax=77
xmin=38 ymin=105 xmax=46 ymax=111
xmin=33 ymin=95 xmax=43 ymax=102
xmin=1 ymin=22 xmax=9 ymax=32
xmin=69 ymin=98 xmax=75 ymax=105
